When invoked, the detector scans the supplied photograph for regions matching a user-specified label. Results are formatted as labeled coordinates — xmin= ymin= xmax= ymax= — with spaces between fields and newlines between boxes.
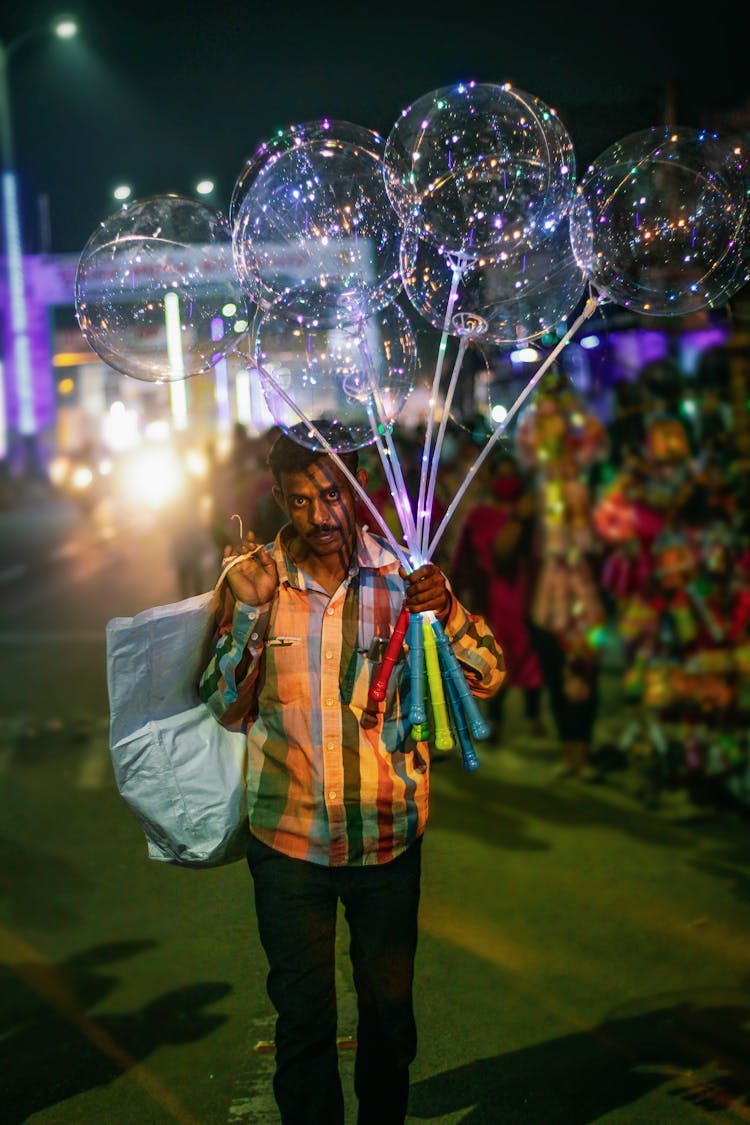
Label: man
xmin=199 ymin=425 xmax=504 ymax=1125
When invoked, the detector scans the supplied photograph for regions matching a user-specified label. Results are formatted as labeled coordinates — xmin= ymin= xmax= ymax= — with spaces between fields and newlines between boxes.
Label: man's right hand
xmin=222 ymin=534 xmax=278 ymax=606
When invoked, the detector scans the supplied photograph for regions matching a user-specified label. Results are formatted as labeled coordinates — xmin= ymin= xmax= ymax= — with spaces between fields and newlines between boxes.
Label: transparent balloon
xmin=400 ymin=205 xmax=588 ymax=345
xmin=75 ymin=194 xmax=249 ymax=383
xmin=384 ymin=80 xmax=576 ymax=255
xmin=254 ymin=301 xmax=417 ymax=452
xmin=230 ymin=120 xmax=382 ymax=232
xmin=571 ymin=125 xmax=750 ymax=317
xmin=233 ymin=120 xmax=408 ymax=330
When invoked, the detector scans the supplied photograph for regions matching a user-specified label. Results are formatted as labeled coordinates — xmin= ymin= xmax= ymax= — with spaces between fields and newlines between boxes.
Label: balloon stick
xmin=440 ymin=651 xmax=480 ymax=771
xmin=368 ymin=604 xmax=410 ymax=705
xmin=423 ymin=617 xmax=453 ymax=751
xmin=431 ymin=618 xmax=491 ymax=740
xmin=358 ymin=332 xmax=419 ymax=556
xmin=415 ymin=253 xmax=471 ymax=555
xmin=420 ymin=334 xmax=467 ymax=556
xmin=407 ymin=613 xmax=426 ymax=730
xmin=426 ymin=292 xmax=601 ymax=561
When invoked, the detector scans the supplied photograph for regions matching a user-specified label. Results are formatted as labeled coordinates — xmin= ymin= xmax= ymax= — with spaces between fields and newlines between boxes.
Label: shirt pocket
xmin=263 ymin=635 xmax=307 ymax=706
xmin=346 ymin=633 xmax=405 ymax=719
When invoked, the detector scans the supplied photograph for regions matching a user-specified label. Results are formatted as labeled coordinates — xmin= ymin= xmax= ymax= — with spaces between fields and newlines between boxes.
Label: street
xmin=1 ymin=494 xmax=749 ymax=1124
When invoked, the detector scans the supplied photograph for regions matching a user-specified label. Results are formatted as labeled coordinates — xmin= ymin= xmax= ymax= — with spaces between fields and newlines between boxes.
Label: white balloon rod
xmin=257 ymin=363 xmax=411 ymax=570
xmin=358 ymin=334 xmax=419 ymax=557
xmin=420 ymin=334 xmax=467 ymax=557
xmin=414 ymin=262 xmax=464 ymax=552
xmin=426 ymin=293 xmax=601 ymax=561
xmin=365 ymin=400 xmax=419 ymax=562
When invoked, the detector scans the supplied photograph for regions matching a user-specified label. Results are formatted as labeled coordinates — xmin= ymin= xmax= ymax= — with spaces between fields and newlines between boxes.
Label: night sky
xmin=3 ymin=0 xmax=749 ymax=257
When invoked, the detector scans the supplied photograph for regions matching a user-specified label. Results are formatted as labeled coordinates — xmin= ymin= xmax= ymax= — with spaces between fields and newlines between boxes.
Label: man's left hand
xmin=400 ymin=563 xmax=453 ymax=625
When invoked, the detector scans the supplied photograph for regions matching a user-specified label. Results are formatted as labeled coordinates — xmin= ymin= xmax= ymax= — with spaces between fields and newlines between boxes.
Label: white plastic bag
xmin=106 ymin=589 xmax=250 ymax=867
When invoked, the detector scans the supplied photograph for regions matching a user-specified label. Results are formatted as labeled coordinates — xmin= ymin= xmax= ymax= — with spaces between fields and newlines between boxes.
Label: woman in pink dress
xmin=450 ymin=453 xmax=544 ymax=740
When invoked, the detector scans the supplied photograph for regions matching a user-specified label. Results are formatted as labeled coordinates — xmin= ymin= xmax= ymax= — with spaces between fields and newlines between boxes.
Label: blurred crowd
xmin=444 ymin=350 xmax=750 ymax=818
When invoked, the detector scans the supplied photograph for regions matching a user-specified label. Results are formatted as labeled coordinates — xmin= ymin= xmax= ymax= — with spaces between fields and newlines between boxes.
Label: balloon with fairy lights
xmin=571 ymin=125 xmax=750 ymax=317
xmin=232 ymin=120 xmax=409 ymax=330
xmin=75 ymin=194 xmax=249 ymax=383
xmin=254 ymin=301 xmax=417 ymax=453
xmin=229 ymin=120 xmax=384 ymax=232
xmin=384 ymin=80 xmax=577 ymax=255
xmin=400 ymin=205 xmax=589 ymax=346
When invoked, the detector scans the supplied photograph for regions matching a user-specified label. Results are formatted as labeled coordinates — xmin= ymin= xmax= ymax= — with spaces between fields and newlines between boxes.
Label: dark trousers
xmin=246 ymin=835 xmax=422 ymax=1125
xmin=528 ymin=622 xmax=599 ymax=743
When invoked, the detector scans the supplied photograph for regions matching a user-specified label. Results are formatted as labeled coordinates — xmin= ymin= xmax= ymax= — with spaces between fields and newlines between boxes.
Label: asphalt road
xmin=1 ymin=493 xmax=749 ymax=1124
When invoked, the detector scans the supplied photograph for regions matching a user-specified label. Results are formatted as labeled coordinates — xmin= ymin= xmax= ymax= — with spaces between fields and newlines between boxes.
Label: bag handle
xmin=213 ymin=545 xmax=264 ymax=595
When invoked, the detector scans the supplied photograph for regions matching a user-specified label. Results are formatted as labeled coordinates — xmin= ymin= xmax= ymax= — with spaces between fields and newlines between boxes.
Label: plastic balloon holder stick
xmin=422 ymin=618 xmax=454 ymax=751
xmin=440 ymin=651 xmax=480 ymax=771
xmin=407 ymin=614 xmax=427 ymax=728
xmin=369 ymin=604 xmax=410 ymax=705
xmin=431 ymin=620 xmax=491 ymax=740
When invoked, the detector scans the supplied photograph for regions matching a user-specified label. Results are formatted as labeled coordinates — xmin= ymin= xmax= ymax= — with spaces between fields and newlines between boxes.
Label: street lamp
xmin=0 ymin=14 xmax=78 ymax=464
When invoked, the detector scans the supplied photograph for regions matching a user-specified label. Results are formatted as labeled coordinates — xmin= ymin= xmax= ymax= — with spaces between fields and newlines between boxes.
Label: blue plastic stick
xmin=440 ymin=648 xmax=480 ymax=771
xmin=430 ymin=620 xmax=492 ymax=740
xmin=408 ymin=614 xmax=426 ymax=728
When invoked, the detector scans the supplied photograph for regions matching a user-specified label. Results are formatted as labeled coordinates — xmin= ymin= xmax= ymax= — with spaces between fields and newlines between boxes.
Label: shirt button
xmin=326 ymin=651 xmax=333 ymax=660
xmin=327 ymin=608 xmax=334 ymax=616
xmin=327 ymin=742 xmax=335 ymax=751
xmin=250 ymin=632 xmax=258 ymax=641
xmin=329 ymin=791 xmax=337 ymax=800
xmin=325 ymin=697 xmax=334 ymax=707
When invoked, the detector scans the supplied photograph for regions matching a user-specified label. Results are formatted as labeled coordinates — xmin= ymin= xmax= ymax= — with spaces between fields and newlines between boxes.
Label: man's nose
xmin=309 ymin=497 xmax=330 ymax=525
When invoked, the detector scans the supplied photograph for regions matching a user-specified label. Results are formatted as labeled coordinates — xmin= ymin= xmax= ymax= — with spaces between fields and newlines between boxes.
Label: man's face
xmin=274 ymin=458 xmax=367 ymax=561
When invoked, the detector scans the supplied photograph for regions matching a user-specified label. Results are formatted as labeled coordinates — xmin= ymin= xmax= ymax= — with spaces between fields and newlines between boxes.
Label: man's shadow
xmin=408 ymin=995 xmax=750 ymax=1123
xmin=0 ymin=939 xmax=232 ymax=1123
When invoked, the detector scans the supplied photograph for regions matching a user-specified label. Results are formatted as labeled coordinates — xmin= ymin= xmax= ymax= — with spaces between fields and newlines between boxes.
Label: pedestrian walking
xmin=199 ymin=424 xmax=505 ymax=1125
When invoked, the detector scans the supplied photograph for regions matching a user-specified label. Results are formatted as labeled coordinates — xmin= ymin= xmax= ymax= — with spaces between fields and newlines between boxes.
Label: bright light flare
xmin=121 ymin=447 xmax=183 ymax=509
xmin=70 ymin=465 xmax=94 ymax=491
xmin=185 ymin=448 xmax=209 ymax=478
xmin=53 ymin=16 xmax=78 ymax=39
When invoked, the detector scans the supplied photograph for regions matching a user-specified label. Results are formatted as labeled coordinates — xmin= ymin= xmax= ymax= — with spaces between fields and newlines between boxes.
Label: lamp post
xmin=0 ymin=15 xmax=77 ymax=466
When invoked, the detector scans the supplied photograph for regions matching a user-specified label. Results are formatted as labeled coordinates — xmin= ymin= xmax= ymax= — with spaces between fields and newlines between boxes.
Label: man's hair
xmin=267 ymin=421 xmax=359 ymax=483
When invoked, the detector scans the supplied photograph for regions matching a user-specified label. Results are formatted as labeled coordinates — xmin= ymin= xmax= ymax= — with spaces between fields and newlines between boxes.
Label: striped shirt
xmin=199 ymin=525 xmax=505 ymax=867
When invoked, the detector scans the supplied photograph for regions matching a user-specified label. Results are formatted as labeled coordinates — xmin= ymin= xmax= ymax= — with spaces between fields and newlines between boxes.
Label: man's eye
xmin=326 ymin=490 xmax=340 ymax=501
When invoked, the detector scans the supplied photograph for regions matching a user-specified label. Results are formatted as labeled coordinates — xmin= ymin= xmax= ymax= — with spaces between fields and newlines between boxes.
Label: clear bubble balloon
xmin=75 ymin=194 xmax=249 ymax=383
xmin=571 ymin=125 xmax=750 ymax=317
xmin=400 ymin=205 xmax=588 ymax=345
xmin=254 ymin=301 xmax=417 ymax=452
xmin=230 ymin=120 xmax=380 ymax=232
xmin=384 ymin=80 xmax=576 ymax=255
xmin=233 ymin=120 xmax=407 ymax=330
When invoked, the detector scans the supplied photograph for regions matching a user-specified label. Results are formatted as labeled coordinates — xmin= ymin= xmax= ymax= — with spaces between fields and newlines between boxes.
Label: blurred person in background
xmin=450 ymin=451 xmax=544 ymax=741
xmin=516 ymin=372 xmax=609 ymax=780
xmin=210 ymin=424 xmax=283 ymax=555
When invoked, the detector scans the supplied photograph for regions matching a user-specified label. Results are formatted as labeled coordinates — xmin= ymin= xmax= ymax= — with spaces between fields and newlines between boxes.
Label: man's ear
xmin=272 ymin=484 xmax=286 ymax=512
xmin=356 ymin=468 xmax=368 ymax=491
